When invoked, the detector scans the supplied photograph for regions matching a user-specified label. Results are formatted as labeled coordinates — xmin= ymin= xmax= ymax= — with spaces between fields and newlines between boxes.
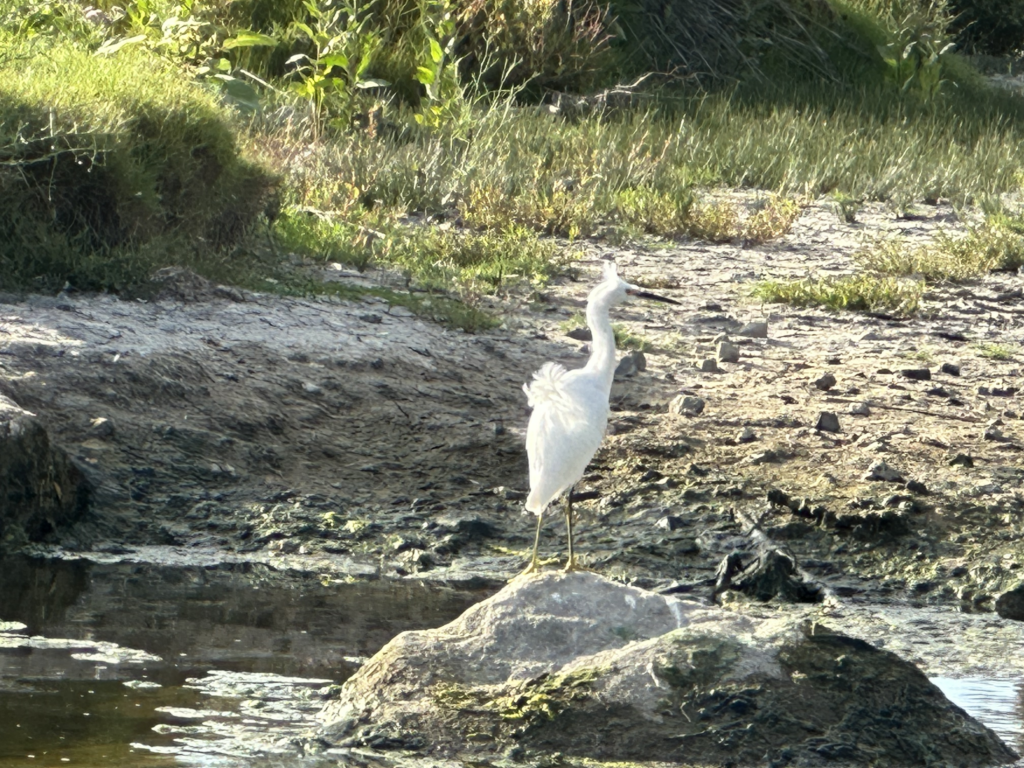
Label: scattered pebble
xmin=863 ymin=460 xmax=903 ymax=482
xmin=849 ymin=402 xmax=870 ymax=416
xmin=812 ymin=372 xmax=837 ymax=391
xmin=716 ymin=341 xmax=741 ymax=364
xmin=900 ymin=368 xmax=931 ymax=381
xmin=983 ymin=425 xmax=1006 ymax=442
xmin=940 ymin=362 xmax=961 ymax=376
xmin=694 ymin=358 xmax=722 ymax=373
xmin=302 ymin=382 xmax=323 ymax=395
xmin=949 ymin=453 xmax=974 ymax=468
xmin=359 ymin=313 xmax=383 ymax=324
xmin=566 ymin=327 xmax=591 ymax=341
xmin=655 ymin=515 xmax=686 ymax=531
xmin=926 ymin=386 xmax=950 ymax=397
xmin=815 ymin=411 xmax=841 ymax=433
xmin=905 ymin=479 xmax=929 ymax=495
xmin=996 ymin=586 xmax=1024 ymax=621
xmin=736 ymin=320 xmax=768 ymax=339
xmin=88 ymin=417 xmax=115 ymax=438
xmin=669 ymin=395 xmax=706 ymax=416
xmin=736 ymin=426 xmax=757 ymax=443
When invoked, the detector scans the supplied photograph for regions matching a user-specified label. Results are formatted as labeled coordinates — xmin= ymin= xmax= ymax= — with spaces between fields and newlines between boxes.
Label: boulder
xmin=0 ymin=395 xmax=88 ymax=549
xmin=318 ymin=572 xmax=1015 ymax=767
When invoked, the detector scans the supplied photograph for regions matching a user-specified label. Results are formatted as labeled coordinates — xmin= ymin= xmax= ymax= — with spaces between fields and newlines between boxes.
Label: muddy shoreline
xmin=2 ymin=195 xmax=1024 ymax=675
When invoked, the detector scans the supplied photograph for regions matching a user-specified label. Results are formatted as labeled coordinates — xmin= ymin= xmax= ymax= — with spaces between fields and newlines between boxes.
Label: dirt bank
xmin=1 ymin=195 xmax=1022 ymax=616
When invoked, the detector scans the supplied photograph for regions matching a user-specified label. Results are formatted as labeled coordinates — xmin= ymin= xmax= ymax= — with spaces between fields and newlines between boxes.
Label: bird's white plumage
xmin=520 ymin=260 xmax=677 ymax=570
xmin=523 ymin=363 xmax=609 ymax=514
xmin=522 ymin=262 xmax=631 ymax=516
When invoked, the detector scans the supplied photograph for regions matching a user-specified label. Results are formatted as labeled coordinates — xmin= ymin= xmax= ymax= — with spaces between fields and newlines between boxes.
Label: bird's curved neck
xmin=583 ymin=288 xmax=617 ymax=388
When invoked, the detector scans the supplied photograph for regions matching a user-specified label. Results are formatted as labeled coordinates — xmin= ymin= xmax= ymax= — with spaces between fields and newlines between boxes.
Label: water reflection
xmin=932 ymin=677 xmax=1024 ymax=752
xmin=0 ymin=554 xmax=492 ymax=767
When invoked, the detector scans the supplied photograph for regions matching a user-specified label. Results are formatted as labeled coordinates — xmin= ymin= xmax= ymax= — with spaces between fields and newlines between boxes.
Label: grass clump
xmin=856 ymin=221 xmax=1024 ymax=282
xmin=752 ymin=274 xmax=923 ymax=316
xmin=975 ymin=342 xmax=1014 ymax=360
xmin=743 ymin=195 xmax=803 ymax=244
xmin=0 ymin=34 xmax=274 ymax=292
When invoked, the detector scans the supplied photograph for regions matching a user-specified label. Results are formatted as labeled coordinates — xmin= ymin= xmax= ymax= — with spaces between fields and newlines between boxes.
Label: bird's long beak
xmin=627 ymin=288 xmax=681 ymax=305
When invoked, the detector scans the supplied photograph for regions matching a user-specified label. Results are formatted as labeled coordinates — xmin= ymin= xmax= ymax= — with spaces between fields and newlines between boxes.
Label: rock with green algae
xmin=0 ymin=395 xmax=88 ymax=550
xmin=317 ymin=571 xmax=1016 ymax=767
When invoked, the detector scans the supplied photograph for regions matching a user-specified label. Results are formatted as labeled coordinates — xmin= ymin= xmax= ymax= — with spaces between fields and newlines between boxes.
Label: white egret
xmin=522 ymin=261 xmax=679 ymax=572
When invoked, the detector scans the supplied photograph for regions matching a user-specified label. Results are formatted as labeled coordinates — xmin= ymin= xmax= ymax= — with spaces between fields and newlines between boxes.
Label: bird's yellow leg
xmin=564 ymin=488 xmax=579 ymax=572
xmin=519 ymin=514 xmax=558 ymax=576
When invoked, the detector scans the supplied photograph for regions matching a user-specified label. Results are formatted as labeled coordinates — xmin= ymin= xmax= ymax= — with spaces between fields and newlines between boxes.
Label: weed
xmin=856 ymin=224 xmax=1024 ymax=282
xmin=743 ymin=195 xmax=802 ymax=244
xmin=752 ymin=274 xmax=923 ymax=315
xmin=975 ymin=342 xmax=1014 ymax=360
xmin=612 ymin=324 xmax=650 ymax=352
xmin=686 ymin=200 xmax=740 ymax=243
xmin=830 ymin=191 xmax=863 ymax=224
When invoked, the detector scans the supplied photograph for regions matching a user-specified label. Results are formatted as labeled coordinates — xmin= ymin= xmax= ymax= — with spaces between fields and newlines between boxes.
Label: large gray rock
xmin=0 ymin=395 xmax=88 ymax=549
xmin=318 ymin=572 xmax=1015 ymax=766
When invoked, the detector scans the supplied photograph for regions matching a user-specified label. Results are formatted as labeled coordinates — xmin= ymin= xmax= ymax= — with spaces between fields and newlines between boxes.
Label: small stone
xmin=825 ymin=355 xmax=841 ymax=365
xmin=359 ymin=313 xmax=383 ymax=324
xmin=815 ymin=411 xmax=841 ymax=433
xmin=849 ymin=402 xmax=870 ymax=416
xmin=88 ymin=417 xmax=115 ymax=438
xmin=566 ymin=327 xmax=592 ymax=341
xmin=940 ymin=363 xmax=961 ymax=376
xmin=996 ymin=586 xmax=1024 ymax=621
xmin=905 ymin=479 xmax=929 ymax=495
xmin=812 ymin=372 xmax=837 ymax=391
xmin=926 ymin=386 xmax=950 ymax=397
xmin=863 ymin=460 xmax=903 ymax=482
xmin=736 ymin=320 xmax=768 ymax=339
xmin=614 ymin=354 xmax=638 ymax=379
xmin=747 ymin=449 xmax=782 ymax=465
xmin=695 ymin=358 xmax=721 ymax=373
xmin=655 ymin=515 xmax=685 ymax=531
xmin=712 ymin=332 xmax=730 ymax=344
xmin=716 ymin=341 xmax=741 ymax=364
xmin=876 ymin=368 xmax=893 ymax=375
xmin=900 ymin=368 xmax=931 ymax=381
xmin=736 ymin=427 xmax=757 ymax=443
xmin=984 ymin=425 xmax=1006 ymax=442
xmin=303 ymin=382 xmax=323 ymax=395
xmin=669 ymin=395 xmax=706 ymax=416
xmin=949 ymin=453 xmax=974 ymax=468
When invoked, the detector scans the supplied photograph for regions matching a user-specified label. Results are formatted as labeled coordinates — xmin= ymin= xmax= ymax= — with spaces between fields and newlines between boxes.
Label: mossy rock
xmin=0 ymin=395 xmax=88 ymax=551
xmin=318 ymin=572 xmax=1016 ymax=766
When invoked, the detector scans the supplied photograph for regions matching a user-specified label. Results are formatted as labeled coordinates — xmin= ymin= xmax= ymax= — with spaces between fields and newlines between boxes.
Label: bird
xmin=521 ymin=261 xmax=680 ymax=572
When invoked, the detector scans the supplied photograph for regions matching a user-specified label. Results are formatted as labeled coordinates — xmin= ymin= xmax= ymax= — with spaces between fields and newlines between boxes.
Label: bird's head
xmin=595 ymin=260 xmax=680 ymax=306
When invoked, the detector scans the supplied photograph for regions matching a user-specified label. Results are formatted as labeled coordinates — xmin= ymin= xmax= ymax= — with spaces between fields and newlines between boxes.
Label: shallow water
xmin=0 ymin=555 xmax=491 ymax=767
xmin=932 ymin=677 xmax=1024 ymax=753
xmin=3 ymin=554 xmax=1024 ymax=767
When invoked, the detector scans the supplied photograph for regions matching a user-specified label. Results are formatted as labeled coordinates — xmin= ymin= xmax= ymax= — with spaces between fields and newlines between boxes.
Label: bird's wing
xmin=524 ymin=369 xmax=608 ymax=513
xmin=522 ymin=361 xmax=570 ymax=409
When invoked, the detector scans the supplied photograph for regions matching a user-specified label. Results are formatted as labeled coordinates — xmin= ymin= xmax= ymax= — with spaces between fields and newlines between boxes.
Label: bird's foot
xmin=563 ymin=556 xmax=595 ymax=573
xmin=515 ymin=556 xmax=560 ymax=579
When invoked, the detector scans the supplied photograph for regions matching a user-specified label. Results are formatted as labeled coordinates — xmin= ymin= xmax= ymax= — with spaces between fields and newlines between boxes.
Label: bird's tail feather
xmin=522 ymin=361 xmax=568 ymax=408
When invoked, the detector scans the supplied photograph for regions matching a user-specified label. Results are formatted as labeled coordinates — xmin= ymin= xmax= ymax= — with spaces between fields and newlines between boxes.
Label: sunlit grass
xmin=752 ymin=274 xmax=923 ymax=315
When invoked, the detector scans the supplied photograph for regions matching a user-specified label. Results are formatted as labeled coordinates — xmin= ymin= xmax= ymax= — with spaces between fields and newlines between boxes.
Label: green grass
xmin=752 ymin=274 xmax=923 ymax=316
xmin=0 ymin=32 xmax=273 ymax=292
xmin=975 ymin=342 xmax=1015 ymax=360
xmin=856 ymin=218 xmax=1024 ymax=282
